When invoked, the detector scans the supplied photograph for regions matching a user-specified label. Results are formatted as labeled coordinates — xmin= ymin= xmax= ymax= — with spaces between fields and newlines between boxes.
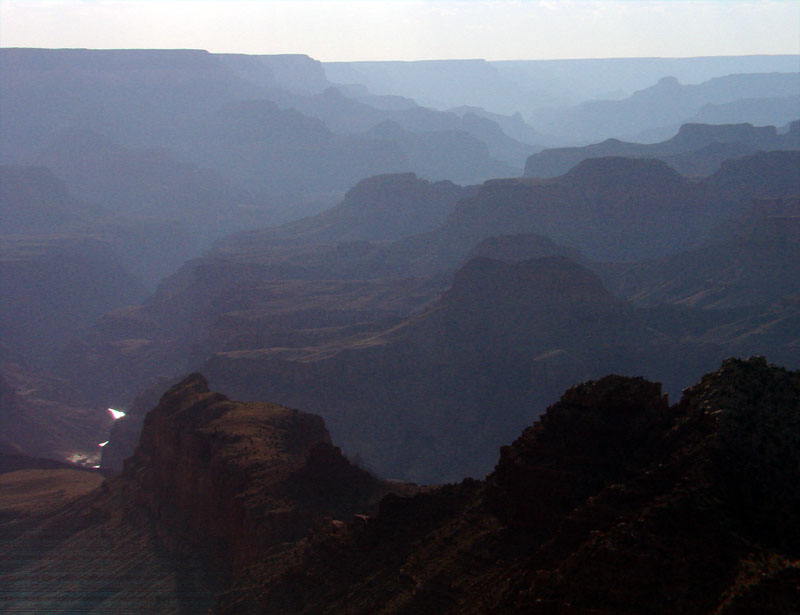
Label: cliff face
xmin=120 ymin=373 xmax=399 ymax=572
xmin=121 ymin=374 xmax=322 ymax=566
xmin=241 ymin=357 xmax=800 ymax=615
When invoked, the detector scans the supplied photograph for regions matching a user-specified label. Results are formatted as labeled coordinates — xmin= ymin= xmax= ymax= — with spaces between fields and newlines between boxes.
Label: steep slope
xmin=57 ymin=172 xmax=478 ymax=413
xmin=4 ymin=358 xmax=797 ymax=614
xmin=395 ymin=157 xmax=718 ymax=264
xmin=0 ymin=374 xmax=410 ymax=613
xmin=61 ymin=263 xmax=447 ymax=416
xmin=234 ymin=357 xmax=800 ymax=615
xmin=274 ymin=156 xmax=726 ymax=279
xmin=58 ymin=150 xmax=799 ymax=468
xmin=269 ymin=86 xmax=538 ymax=167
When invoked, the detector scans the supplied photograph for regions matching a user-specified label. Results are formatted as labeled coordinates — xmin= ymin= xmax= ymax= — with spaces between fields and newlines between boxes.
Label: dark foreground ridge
xmin=227 ymin=357 xmax=800 ymax=614
xmin=2 ymin=358 xmax=799 ymax=614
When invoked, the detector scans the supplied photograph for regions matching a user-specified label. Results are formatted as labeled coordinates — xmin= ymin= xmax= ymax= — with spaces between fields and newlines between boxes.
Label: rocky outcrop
xmin=488 ymin=374 xmax=671 ymax=531
xmin=4 ymin=358 xmax=798 ymax=614
xmin=243 ymin=357 xmax=800 ymax=615
xmin=99 ymin=376 xmax=174 ymax=471
xmin=121 ymin=373 xmax=399 ymax=568
xmin=0 ymin=373 xmax=412 ymax=613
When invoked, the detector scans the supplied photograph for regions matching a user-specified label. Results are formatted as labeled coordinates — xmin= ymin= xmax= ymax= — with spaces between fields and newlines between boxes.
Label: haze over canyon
xmin=1 ymin=45 xmax=799 ymax=613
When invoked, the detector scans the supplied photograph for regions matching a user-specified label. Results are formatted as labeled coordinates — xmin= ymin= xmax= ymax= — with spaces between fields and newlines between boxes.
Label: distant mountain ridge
xmin=3 ymin=47 xmax=799 ymax=491
xmin=223 ymin=172 xmax=474 ymax=249
xmin=1 ymin=47 xmax=526 ymax=193
xmin=530 ymin=72 xmax=800 ymax=143
xmin=525 ymin=120 xmax=800 ymax=178
xmin=324 ymin=56 xmax=800 ymax=115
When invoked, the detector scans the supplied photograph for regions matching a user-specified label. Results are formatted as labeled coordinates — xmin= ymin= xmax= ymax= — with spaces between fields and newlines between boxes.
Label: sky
xmin=1 ymin=0 xmax=798 ymax=61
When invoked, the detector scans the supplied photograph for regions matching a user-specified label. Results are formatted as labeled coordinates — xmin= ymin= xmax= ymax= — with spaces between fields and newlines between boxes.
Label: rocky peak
xmin=656 ymin=75 xmax=681 ymax=88
xmin=489 ymin=374 xmax=671 ymax=529
xmin=679 ymin=356 xmax=800 ymax=552
xmin=0 ymin=373 xmax=415 ymax=613
xmin=5 ymin=360 xmax=798 ymax=613
xmin=120 ymin=373 xmax=393 ymax=572
xmin=339 ymin=172 xmax=426 ymax=210
xmin=238 ymin=358 xmax=800 ymax=614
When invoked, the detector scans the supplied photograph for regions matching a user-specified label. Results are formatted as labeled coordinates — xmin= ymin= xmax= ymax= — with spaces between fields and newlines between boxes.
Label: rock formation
xmin=202 ymin=256 xmax=710 ymax=483
xmin=0 ymin=373 xmax=411 ymax=612
xmin=236 ymin=357 xmax=800 ymax=614
xmin=2 ymin=358 xmax=798 ymax=614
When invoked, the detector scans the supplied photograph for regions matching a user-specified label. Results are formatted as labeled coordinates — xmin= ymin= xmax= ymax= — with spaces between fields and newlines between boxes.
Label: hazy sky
xmin=1 ymin=0 xmax=798 ymax=61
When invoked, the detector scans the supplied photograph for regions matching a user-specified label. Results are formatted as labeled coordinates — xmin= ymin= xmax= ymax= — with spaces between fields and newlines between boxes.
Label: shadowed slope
xmin=237 ymin=357 xmax=800 ymax=615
